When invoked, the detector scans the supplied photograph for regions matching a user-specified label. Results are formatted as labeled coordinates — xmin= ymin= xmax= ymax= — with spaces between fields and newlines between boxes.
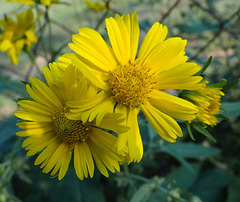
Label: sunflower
xmin=14 ymin=63 xmax=128 ymax=180
xmin=0 ymin=8 xmax=38 ymax=65
xmin=185 ymin=81 xmax=225 ymax=126
xmin=59 ymin=12 xmax=202 ymax=163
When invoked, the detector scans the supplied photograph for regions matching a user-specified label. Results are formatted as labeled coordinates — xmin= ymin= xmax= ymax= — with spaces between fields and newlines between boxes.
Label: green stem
xmin=123 ymin=163 xmax=137 ymax=191
xmin=45 ymin=6 xmax=53 ymax=62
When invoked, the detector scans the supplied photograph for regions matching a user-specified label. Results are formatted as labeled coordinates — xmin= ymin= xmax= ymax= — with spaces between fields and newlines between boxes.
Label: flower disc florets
xmin=109 ymin=60 xmax=155 ymax=107
xmin=53 ymin=107 xmax=91 ymax=144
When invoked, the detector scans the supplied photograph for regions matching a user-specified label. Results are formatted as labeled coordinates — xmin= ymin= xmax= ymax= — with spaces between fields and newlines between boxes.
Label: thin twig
xmin=50 ymin=19 xmax=75 ymax=35
xmin=25 ymin=64 xmax=34 ymax=81
xmin=159 ymin=0 xmax=182 ymax=23
xmin=94 ymin=0 xmax=112 ymax=30
xmin=95 ymin=11 xmax=109 ymax=31
xmin=0 ymin=65 xmax=25 ymax=77
xmin=190 ymin=7 xmax=240 ymax=60
xmin=191 ymin=0 xmax=238 ymax=39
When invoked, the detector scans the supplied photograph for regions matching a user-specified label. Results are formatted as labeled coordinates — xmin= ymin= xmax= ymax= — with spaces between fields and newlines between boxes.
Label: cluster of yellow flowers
xmin=0 ymin=8 xmax=38 ymax=64
xmin=5 ymin=0 xmax=59 ymax=6
xmin=13 ymin=12 xmax=224 ymax=180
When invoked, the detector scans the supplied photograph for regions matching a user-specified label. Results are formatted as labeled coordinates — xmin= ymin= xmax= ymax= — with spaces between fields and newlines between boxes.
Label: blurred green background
xmin=0 ymin=0 xmax=240 ymax=201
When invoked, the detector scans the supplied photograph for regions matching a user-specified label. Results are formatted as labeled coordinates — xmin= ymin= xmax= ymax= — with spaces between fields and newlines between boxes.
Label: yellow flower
xmin=85 ymin=0 xmax=110 ymax=11
xmin=0 ymin=9 xmax=38 ymax=65
xmin=186 ymin=81 xmax=224 ymax=126
xmin=14 ymin=63 xmax=128 ymax=180
xmin=59 ymin=12 xmax=202 ymax=163
xmin=5 ymin=0 xmax=59 ymax=6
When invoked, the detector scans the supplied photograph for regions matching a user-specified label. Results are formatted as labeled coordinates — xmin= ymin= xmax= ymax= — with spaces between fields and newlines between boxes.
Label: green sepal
xmin=197 ymin=56 xmax=212 ymax=76
xmin=186 ymin=122 xmax=195 ymax=141
xmin=21 ymin=80 xmax=31 ymax=86
xmin=220 ymin=106 xmax=228 ymax=113
xmin=214 ymin=113 xmax=230 ymax=121
xmin=222 ymin=78 xmax=239 ymax=92
xmin=202 ymin=67 xmax=220 ymax=81
xmin=16 ymin=97 xmax=32 ymax=102
xmin=34 ymin=0 xmax=41 ymax=4
xmin=192 ymin=121 xmax=216 ymax=142
xmin=4 ymin=14 xmax=8 ymax=22
xmin=207 ymin=79 xmax=227 ymax=88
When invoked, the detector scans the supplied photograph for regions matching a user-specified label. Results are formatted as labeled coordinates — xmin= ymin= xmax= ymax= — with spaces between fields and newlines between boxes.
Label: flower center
xmin=109 ymin=60 xmax=155 ymax=107
xmin=52 ymin=107 xmax=91 ymax=144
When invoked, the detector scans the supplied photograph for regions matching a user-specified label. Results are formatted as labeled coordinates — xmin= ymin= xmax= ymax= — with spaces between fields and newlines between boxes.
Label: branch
xmin=190 ymin=7 xmax=240 ymax=60
xmin=94 ymin=0 xmax=112 ymax=30
xmin=191 ymin=0 xmax=238 ymax=39
xmin=159 ymin=0 xmax=182 ymax=23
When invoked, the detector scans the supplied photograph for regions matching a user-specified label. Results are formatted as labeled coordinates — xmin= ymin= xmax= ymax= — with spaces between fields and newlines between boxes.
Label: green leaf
xmin=192 ymin=121 xmax=216 ymax=142
xmin=161 ymin=142 xmax=220 ymax=159
xmin=130 ymin=177 xmax=164 ymax=202
xmin=221 ymin=102 xmax=240 ymax=120
xmin=227 ymin=174 xmax=240 ymax=202
xmin=0 ymin=117 xmax=19 ymax=148
xmin=163 ymin=163 xmax=201 ymax=190
xmin=0 ymin=73 xmax=27 ymax=96
xmin=48 ymin=168 xmax=105 ymax=202
xmin=222 ymin=79 xmax=240 ymax=92
xmin=191 ymin=169 xmax=233 ymax=202
xmin=197 ymin=56 xmax=212 ymax=76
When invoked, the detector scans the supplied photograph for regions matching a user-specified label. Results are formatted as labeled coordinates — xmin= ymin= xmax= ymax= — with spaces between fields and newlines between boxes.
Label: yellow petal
xmin=14 ymin=110 xmax=52 ymax=122
xmin=155 ymin=62 xmax=202 ymax=90
xmin=89 ymin=139 xmax=119 ymax=173
xmin=106 ymin=14 xmax=130 ymax=64
xmin=115 ymin=105 xmax=143 ymax=163
xmin=79 ymin=142 xmax=89 ymax=178
xmin=24 ymin=133 xmax=57 ymax=156
xmin=7 ymin=47 xmax=18 ymax=65
xmin=141 ymin=102 xmax=182 ymax=142
xmin=74 ymin=142 xmax=84 ymax=180
xmin=0 ymin=39 xmax=12 ymax=51
xmin=99 ymin=113 xmax=130 ymax=134
xmin=70 ymin=27 xmax=117 ymax=71
xmin=58 ymin=146 xmax=72 ymax=180
xmin=67 ymin=92 xmax=115 ymax=125
xmin=106 ymin=12 xmax=139 ymax=64
xmin=149 ymin=90 xmax=198 ymax=120
xmin=142 ymin=37 xmax=188 ymax=73
xmin=81 ymin=142 xmax=94 ymax=178
xmin=87 ymin=140 xmax=109 ymax=177
xmin=34 ymin=139 xmax=61 ymax=165
xmin=16 ymin=121 xmax=50 ymax=129
xmin=29 ymin=77 xmax=63 ymax=108
xmin=16 ymin=126 xmax=52 ymax=136
xmin=89 ymin=128 xmax=123 ymax=161
xmin=42 ymin=142 xmax=67 ymax=174
xmin=138 ymin=22 xmax=168 ymax=61
xmin=59 ymin=53 xmax=107 ymax=89
xmin=129 ymin=12 xmax=139 ymax=62
xmin=18 ymin=100 xmax=53 ymax=115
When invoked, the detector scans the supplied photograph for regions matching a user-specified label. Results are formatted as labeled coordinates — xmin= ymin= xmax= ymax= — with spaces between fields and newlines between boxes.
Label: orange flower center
xmin=109 ymin=60 xmax=155 ymax=107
